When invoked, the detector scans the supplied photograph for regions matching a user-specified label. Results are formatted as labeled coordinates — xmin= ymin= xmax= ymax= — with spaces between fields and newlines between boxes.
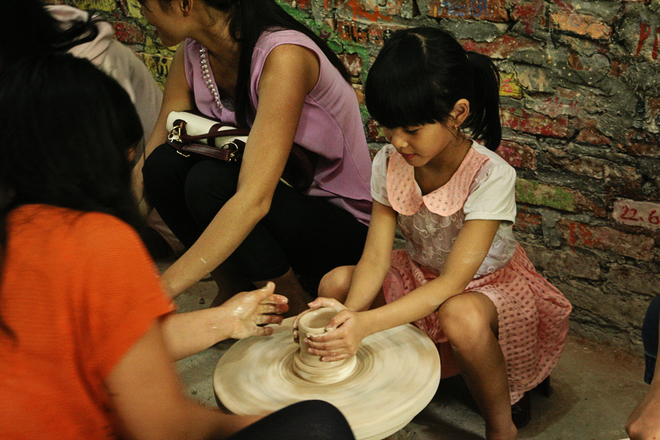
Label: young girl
xmin=301 ymin=27 xmax=572 ymax=440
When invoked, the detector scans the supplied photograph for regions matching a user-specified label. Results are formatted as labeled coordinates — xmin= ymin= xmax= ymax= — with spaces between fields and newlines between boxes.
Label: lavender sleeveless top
xmin=183 ymin=30 xmax=372 ymax=225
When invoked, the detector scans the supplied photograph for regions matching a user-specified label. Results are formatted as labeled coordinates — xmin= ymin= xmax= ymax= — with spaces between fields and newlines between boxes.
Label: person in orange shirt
xmin=0 ymin=54 xmax=354 ymax=440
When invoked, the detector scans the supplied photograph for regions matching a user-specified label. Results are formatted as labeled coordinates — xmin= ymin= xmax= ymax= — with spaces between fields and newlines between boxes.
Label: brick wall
xmin=50 ymin=0 xmax=660 ymax=354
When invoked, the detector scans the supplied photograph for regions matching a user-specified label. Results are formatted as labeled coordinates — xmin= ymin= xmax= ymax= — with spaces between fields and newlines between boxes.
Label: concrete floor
xmin=170 ymin=269 xmax=645 ymax=440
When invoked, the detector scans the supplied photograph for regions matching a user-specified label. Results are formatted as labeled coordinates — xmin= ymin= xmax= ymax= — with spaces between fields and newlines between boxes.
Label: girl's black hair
xmin=1 ymin=0 xmax=100 ymax=71
xmin=365 ymin=27 xmax=502 ymax=151
xmin=0 ymin=54 xmax=144 ymax=335
xmin=152 ymin=0 xmax=350 ymax=128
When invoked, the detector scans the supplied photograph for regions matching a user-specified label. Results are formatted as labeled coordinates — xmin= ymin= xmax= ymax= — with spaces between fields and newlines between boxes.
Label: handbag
xmin=166 ymin=111 xmax=315 ymax=191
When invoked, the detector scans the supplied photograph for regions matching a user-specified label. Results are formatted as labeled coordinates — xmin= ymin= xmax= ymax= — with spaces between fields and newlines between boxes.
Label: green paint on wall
xmin=277 ymin=1 xmax=371 ymax=80
xmin=71 ymin=0 xmax=115 ymax=12
xmin=516 ymin=179 xmax=575 ymax=212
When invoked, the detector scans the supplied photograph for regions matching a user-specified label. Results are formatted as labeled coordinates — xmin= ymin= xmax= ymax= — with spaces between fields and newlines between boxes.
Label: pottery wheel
xmin=214 ymin=317 xmax=441 ymax=440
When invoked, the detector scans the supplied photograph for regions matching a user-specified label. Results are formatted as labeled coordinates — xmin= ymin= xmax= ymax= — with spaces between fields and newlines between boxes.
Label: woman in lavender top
xmin=139 ymin=0 xmax=372 ymax=314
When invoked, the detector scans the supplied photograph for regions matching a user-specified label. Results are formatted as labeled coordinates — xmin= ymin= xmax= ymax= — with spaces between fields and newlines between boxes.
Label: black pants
xmin=643 ymin=296 xmax=660 ymax=384
xmin=143 ymin=144 xmax=368 ymax=292
xmin=227 ymin=400 xmax=354 ymax=440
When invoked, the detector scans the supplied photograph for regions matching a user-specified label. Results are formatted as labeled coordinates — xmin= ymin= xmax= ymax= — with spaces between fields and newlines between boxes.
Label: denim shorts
xmin=643 ymin=296 xmax=660 ymax=384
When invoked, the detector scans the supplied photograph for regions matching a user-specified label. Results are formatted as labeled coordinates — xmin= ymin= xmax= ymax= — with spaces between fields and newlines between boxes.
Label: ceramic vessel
xmin=293 ymin=308 xmax=357 ymax=383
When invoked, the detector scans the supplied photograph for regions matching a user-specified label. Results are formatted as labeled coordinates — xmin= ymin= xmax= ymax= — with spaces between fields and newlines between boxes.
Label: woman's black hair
xmin=1 ymin=0 xmax=100 ymax=71
xmin=365 ymin=27 xmax=502 ymax=151
xmin=152 ymin=0 xmax=350 ymax=128
xmin=0 ymin=54 xmax=144 ymax=335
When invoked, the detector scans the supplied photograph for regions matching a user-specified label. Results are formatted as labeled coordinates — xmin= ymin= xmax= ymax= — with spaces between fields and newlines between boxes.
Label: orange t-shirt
xmin=0 ymin=205 xmax=175 ymax=439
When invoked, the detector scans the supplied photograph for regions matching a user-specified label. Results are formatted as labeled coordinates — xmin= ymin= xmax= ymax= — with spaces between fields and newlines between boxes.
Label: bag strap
xmin=168 ymin=119 xmax=250 ymax=144
xmin=167 ymin=120 xmax=248 ymax=162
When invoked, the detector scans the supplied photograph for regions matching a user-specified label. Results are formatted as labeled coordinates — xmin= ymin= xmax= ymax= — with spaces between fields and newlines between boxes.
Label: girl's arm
xmin=107 ymin=321 xmax=263 ymax=440
xmin=160 ymin=44 xmax=319 ymax=297
xmin=133 ymin=46 xmax=194 ymax=215
xmin=308 ymin=219 xmax=500 ymax=361
xmin=343 ymin=201 xmax=398 ymax=311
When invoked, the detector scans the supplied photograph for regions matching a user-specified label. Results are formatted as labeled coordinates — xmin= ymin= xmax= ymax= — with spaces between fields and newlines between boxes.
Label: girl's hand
xmin=222 ymin=282 xmax=289 ymax=339
xmin=305 ymin=309 xmax=368 ymax=362
xmin=292 ymin=297 xmax=347 ymax=343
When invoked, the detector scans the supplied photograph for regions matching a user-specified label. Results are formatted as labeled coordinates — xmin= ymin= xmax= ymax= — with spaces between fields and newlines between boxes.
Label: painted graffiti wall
xmin=47 ymin=0 xmax=660 ymax=353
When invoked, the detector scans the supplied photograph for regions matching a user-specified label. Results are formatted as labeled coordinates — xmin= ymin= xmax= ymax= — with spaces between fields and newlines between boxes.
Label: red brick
xmin=527 ymin=89 xmax=582 ymax=118
xmin=501 ymin=106 xmax=574 ymax=138
xmin=522 ymin=243 xmax=601 ymax=280
xmin=340 ymin=0 xmax=396 ymax=22
xmin=428 ymin=0 xmax=507 ymax=22
xmin=550 ymin=10 xmax=612 ymax=41
xmin=610 ymin=59 xmax=628 ymax=78
xmin=366 ymin=119 xmax=387 ymax=142
xmin=367 ymin=24 xmax=406 ymax=47
xmin=613 ymin=199 xmax=660 ymax=231
xmin=511 ymin=1 xmax=547 ymax=34
xmin=336 ymin=20 xmax=369 ymax=44
xmin=572 ymin=192 xmax=607 ymax=218
xmin=607 ymin=264 xmax=660 ymax=297
xmin=622 ymin=129 xmax=660 ymax=157
xmin=547 ymin=147 xmax=641 ymax=182
xmin=352 ymin=83 xmax=364 ymax=106
xmin=460 ymin=34 xmax=541 ymax=60
xmin=575 ymin=126 xmax=611 ymax=145
xmin=557 ymin=220 xmax=655 ymax=261
xmin=496 ymin=140 xmax=537 ymax=169
xmin=113 ymin=21 xmax=146 ymax=45
xmin=514 ymin=207 xmax=542 ymax=234
xmin=338 ymin=52 xmax=363 ymax=77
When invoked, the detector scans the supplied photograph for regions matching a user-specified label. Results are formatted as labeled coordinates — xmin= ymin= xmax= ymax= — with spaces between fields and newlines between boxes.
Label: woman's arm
xmin=107 ymin=321 xmax=262 ymax=440
xmin=161 ymin=283 xmax=288 ymax=361
xmin=133 ymin=46 xmax=194 ymax=215
xmin=145 ymin=45 xmax=194 ymax=157
xmin=160 ymin=44 xmax=320 ymax=297
xmin=308 ymin=219 xmax=501 ymax=361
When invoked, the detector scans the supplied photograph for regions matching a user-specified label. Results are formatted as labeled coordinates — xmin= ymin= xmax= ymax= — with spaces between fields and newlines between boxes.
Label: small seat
xmin=511 ymin=376 xmax=553 ymax=428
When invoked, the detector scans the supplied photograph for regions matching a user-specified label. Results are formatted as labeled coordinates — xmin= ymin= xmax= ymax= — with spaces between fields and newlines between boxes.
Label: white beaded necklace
xmin=199 ymin=46 xmax=234 ymax=111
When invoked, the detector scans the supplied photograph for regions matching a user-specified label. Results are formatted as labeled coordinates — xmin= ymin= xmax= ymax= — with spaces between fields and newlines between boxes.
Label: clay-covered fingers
xmin=257 ymin=300 xmax=288 ymax=315
xmin=307 ymin=297 xmax=347 ymax=312
xmin=254 ymin=312 xmax=283 ymax=326
xmin=305 ymin=337 xmax=357 ymax=361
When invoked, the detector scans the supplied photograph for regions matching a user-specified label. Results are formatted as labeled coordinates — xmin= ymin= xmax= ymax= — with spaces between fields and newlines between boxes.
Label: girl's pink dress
xmin=371 ymin=142 xmax=572 ymax=404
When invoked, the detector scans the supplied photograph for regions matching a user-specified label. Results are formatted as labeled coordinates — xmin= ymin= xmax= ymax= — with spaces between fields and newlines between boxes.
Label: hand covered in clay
xmin=292 ymin=297 xmax=347 ymax=344
xmin=224 ymin=282 xmax=288 ymax=339
xmin=301 ymin=298 xmax=368 ymax=362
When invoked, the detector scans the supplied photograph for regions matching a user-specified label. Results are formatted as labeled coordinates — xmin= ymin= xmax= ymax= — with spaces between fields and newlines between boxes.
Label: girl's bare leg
xmin=438 ymin=292 xmax=517 ymax=440
xmin=318 ymin=266 xmax=355 ymax=302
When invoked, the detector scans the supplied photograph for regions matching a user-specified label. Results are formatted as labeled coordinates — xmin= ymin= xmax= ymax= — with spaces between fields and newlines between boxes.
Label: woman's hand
xmin=292 ymin=297 xmax=347 ymax=343
xmin=304 ymin=306 xmax=370 ymax=362
xmin=222 ymin=282 xmax=289 ymax=339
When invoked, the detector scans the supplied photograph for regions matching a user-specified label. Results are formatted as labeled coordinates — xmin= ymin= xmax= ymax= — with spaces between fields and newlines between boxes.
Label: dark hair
xmin=151 ymin=0 xmax=350 ymax=128
xmin=0 ymin=54 xmax=144 ymax=335
xmin=1 ymin=0 xmax=100 ymax=71
xmin=365 ymin=27 xmax=502 ymax=151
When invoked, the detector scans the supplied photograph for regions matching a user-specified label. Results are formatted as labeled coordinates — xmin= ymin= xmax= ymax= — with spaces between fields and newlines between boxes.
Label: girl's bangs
xmin=365 ymin=44 xmax=438 ymax=129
